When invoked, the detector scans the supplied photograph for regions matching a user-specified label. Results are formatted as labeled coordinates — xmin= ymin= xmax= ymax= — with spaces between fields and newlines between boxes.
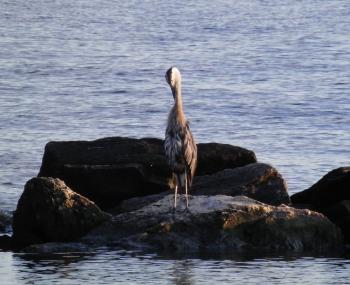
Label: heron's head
xmin=165 ymin=67 xmax=181 ymax=98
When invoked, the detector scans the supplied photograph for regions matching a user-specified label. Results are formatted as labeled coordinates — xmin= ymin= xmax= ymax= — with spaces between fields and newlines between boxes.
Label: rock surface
xmin=291 ymin=167 xmax=350 ymax=243
xmin=38 ymin=137 xmax=257 ymax=210
xmin=111 ymin=163 xmax=290 ymax=214
xmin=323 ymin=200 xmax=350 ymax=244
xmin=83 ymin=195 xmax=342 ymax=253
xmin=192 ymin=163 xmax=290 ymax=205
xmin=0 ymin=235 xmax=12 ymax=251
xmin=291 ymin=167 xmax=350 ymax=209
xmin=12 ymin=177 xmax=110 ymax=248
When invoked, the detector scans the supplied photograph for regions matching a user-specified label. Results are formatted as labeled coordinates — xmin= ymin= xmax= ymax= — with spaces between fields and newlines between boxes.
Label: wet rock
xmin=38 ymin=137 xmax=257 ymax=210
xmin=324 ymin=200 xmax=350 ymax=244
xmin=23 ymin=242 xmax=90 ymax=254
xmin=110 ymin=192 xmax=168 ymax=215
xmin=0 ymin=235 xmax=12 ymax=250
xmin=83 ymin=195 xmax=342 ymax=253
xmin=195 ymin=143 xmax=257 ymax=175
xmin=291 ymin=167 xmax=350 ymax=210
xmin=12 ymin=177 xmax=110 ymax=248
xmin=192 ymin=163 xmax=290 ymax=206
xmin=111 ymin=163 xmax=290 ymax=214
xmin=291 ymin=167 xmax=350 ymax=244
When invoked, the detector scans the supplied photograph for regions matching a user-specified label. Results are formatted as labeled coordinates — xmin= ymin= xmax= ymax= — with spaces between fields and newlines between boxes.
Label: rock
xmin=195 ymin=143 xmax=257 ymax=175
xmin=110 ymin=192 xmax=169 ymax=215
xmin=290 ymin=167 xmax=350 ymax=245
xmin=192 ymin=163 xmax=290 ymax=206
xmin=83 ymin=195 xmax=342 ymax=253
xmin=12 ymin=177 xmax=110 ymax=248
xmin=38 ymin=137 xmax=257 ymax=210
xmin=291 ymin=167 xmax=350 ymax=210
xmin=323 ymin=201 xmax=350 ymax=244
xmin=23 ymin=242 xmax=90 ymax=254
xmin=0 ymin=235 xmax=12 ymax=250
xmin=110 ymin=163 xmax=289 ymax=214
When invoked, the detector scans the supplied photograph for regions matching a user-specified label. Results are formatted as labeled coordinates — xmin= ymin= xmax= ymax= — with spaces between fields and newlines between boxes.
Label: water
xmin=0 ymin=0 xmax=349 ymax=283
xmin=0 ymin=249 xmax=349 ymax=285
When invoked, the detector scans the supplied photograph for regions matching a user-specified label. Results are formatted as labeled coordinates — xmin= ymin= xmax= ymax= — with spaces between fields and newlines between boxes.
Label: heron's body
xmin=164 ymin=67 xmax=197 ymax=208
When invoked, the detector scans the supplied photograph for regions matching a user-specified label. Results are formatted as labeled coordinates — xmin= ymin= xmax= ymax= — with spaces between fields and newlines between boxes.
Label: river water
xmin=0 ymin=0 xmax=349 ymax=284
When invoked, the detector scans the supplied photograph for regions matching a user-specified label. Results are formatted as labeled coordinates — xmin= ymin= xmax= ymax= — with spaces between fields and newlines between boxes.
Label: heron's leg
xmin=174 ymin=185 xmax=178 ymax=208
xmin=185 ymin=176 xmax=189 ymax=208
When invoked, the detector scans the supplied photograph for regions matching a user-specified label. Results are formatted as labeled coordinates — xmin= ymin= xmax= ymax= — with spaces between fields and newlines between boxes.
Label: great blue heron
xmin=164 ymin=67 xmax=197 ymax=208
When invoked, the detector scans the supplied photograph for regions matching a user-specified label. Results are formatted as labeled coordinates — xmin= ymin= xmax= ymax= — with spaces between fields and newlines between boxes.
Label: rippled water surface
xmin=0 ymin=249 xmax=349 ymax=285
xmin=0 ymin=0 xmax=349 ymax=283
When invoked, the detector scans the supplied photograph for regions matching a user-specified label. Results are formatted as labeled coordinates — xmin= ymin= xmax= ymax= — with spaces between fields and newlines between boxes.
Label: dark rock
xmin=12 ymin=177 xmax=110 ymax=248
xmin=38 ymin=137 xmax=257 ymax=210
xmin=192 ymin=163 xmax=290 ymax=205
xmin=291 ymin=167 xmax=350 ymax=244
xmin=110 ymin=192 xmax=169 ymax=215
xmin=324 ymin=200 xmax=350 ymax=244
xmin=83 ymin=195 xmax=343 ymax=253
xmin=0 ymin=235 xmax=12 ymax=250
xmin=110 ymin=163 xmax=289 ymax=214
xmin=195 ymin=143 xmax=257 ymax=175
xmin=291 ymin=167 xmax=350 ymax=210
xmin=23 ymin=242 xmax=89 ymax=254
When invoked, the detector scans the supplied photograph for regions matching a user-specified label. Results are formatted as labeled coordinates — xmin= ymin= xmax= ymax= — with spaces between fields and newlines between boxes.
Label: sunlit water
xmin=0 ymin=249 xmax=349 ymax=285
xmin=0 ymin=0 xmax=349 ymax=283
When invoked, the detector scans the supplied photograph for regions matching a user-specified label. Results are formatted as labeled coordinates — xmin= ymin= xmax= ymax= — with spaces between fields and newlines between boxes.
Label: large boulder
xmin=0 ymin=235 xmax=12 ymax=251
xmin=12 ymin=177 xmax=110 ymax=248
xmin=38 ymin=137 xmax=257 ymax=210
xmin=83 ymin=195 xmax=343 ymax=253
xmin=291 ymin=167 xmax=350 ymax=244
xmin=323 ymin=201 xmax=350 ymax=244
xmin=291 ymin=167 xmax=350 ymax=209
xmin=192 ymin=163 xmax=290 ymax=205
xmin=111 ymin=163 xmax=290 ymax=214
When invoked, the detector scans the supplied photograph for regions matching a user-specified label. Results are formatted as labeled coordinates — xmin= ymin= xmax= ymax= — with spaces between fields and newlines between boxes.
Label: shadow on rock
xmin=291 ymin=167 xmax=350 ymax=243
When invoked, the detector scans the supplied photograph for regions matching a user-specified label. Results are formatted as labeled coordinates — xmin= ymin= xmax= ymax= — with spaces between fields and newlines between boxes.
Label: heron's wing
xmin=182 ymin=121 xmax=197 ymax=186
xmin=164 ymin=126 xmax=183 ymax=170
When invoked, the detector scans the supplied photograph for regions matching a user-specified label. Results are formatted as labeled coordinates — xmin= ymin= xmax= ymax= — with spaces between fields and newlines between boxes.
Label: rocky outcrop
xmin=6 ymin=137 xmax=347 ymax=253
xmin=291 ymin=167 xmax=350 ymax=243
xmin=323 ymin=201 xmax=350 ymax=244
xmin=38 ymin=137 xmax=257 ymax=210
xmin=12 ymin=177 xmax=110 ymax=248
xmin=111 ymin=163 xmax=290 ymax=214
xmin=83 ymin=195 xmax=342 ymax=253
xmin=291 ymin=167 xmax=350 ymax=209
xmin=8 ymin=178 xmax=343 ymax=253
xmin=0 ymin=235 xmax=12 ymax=251
xmin=195 ymin=143 xmax=257 ymax=175
xmin=192 ymin=163 xmax=289 ymax=205
xmin=110 ymin=193 xmax=169 ymax=215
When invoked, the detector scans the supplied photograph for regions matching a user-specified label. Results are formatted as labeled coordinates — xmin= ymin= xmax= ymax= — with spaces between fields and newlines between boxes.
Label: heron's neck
xmin=174 ymin=82 xmax=184 ymax=114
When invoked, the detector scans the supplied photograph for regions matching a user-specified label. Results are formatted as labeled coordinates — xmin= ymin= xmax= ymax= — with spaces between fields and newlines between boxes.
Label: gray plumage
xmin=164 ymin=67 xmax=197 ymax=208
